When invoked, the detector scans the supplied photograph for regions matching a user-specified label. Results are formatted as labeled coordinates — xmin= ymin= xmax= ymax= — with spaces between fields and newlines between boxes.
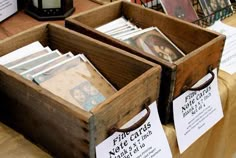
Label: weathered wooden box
xmin=0 ymin=23 xmax=161 ymax=158
xmin=65 ymin=0 xmax=225 ymax=123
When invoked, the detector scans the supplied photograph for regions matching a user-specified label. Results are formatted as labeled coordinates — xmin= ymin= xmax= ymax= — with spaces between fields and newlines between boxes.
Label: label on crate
xmin=173 ymin=68 xmax=223 ymax=153
xmin=96 ymin=102 xmax=172 ymax=158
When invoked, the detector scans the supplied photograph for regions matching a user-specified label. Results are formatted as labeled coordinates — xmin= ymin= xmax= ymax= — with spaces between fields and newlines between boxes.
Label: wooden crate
xmin=0 ymin=23 xmax=161 ymax=158
xmin=65 ymin=0 xmax=226 ymax=123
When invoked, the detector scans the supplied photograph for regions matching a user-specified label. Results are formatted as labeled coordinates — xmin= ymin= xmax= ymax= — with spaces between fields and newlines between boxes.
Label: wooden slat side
xmin=174 ymin=35 xmax=226 ymax=98
xmin=122 ymin=1 xmax=218 ymax=54
xmin=0 ymin=24 xmax=48 ymax=57
xmin=47 ymin=24 xmax=155 ymax=89
xmin=159 ymin=20 xmax=218 ymax=54
xmin=69 ymin=1 xmax=122 ymax=28
xmin=0 ymin=66 xmax=92 ymax=158
xmin=91 ymin=66 xmax=161 ymax=145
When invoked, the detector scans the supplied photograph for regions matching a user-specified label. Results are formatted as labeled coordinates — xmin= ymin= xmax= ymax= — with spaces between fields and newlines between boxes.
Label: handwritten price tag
xmin=96 ymin=102 xmax=172 ymax=158
xmin=173 ymin=69 xmax=223 ymax=153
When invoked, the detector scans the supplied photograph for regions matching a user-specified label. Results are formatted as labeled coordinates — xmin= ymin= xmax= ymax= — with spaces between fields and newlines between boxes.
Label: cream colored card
xmin=34 ymin=54 xmax=116 ymax=111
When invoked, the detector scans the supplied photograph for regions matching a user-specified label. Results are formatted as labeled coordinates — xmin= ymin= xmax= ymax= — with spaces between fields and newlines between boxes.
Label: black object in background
xmin=24 ymin=0 xmax=75 ymax=20
xmin=17 ymin=0 xmax=26 ymax=10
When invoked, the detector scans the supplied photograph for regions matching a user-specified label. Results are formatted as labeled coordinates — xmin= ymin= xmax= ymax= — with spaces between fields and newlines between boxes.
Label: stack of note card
xmin=96 ymin=16 xmax=186 ymax=63
xmin=0 ymin=41 xmax=116 ymax=111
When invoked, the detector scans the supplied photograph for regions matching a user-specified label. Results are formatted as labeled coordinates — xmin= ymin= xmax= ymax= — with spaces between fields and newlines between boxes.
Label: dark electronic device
xmin=25 ymin=0 xmax=75 ymax=20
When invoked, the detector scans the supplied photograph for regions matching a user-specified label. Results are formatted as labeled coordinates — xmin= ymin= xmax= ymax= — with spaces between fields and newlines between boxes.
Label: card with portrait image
xmin=121 ymin=27 xmax=185 ymax=63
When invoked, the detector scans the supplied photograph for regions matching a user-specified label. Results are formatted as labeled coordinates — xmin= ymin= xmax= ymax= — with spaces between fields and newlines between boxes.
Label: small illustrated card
xmin=96 ymin=101 xmax=172 ymax=158
xmin=173 ymin=68 xmax=223 ymax=153
xmin=122 ymin=27 xmax=185 ymax=63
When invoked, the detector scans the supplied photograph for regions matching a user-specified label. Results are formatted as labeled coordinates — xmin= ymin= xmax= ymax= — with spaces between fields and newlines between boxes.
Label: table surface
xmin=0 ymin=1 xmax=236 ymax=158
xmin=0 ymin=0 xmax=99 ymax=40
xmin=223 ymin=14 xmax=236 ymax=26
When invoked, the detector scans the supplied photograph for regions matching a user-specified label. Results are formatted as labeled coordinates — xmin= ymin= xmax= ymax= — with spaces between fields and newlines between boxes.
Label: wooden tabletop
xmin=223 ymin=14 xmax=236 ymax=27
xmin=0 ymin=0 xmax=100 ymax=40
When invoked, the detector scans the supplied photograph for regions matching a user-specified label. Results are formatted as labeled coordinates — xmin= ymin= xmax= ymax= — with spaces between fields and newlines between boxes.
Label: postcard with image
xmin=69 ymin=81 xmax=106 ymax=111
xmin=0 ymin=41 xmax=44 ymax=65
xmin=4 ymin=47 xmax=52 ymax=68
xmin=160 ymin=0 xmax=199 ymax=22
xmin=34 ymin=54 xmax=116 ymax=111
xmin=122 ymin=27 xmax=185 ymax=63
xmin=21 ymin=52 xmax=74 ymax=80
xmin=9 ymin=50 xmax=61 ymax=74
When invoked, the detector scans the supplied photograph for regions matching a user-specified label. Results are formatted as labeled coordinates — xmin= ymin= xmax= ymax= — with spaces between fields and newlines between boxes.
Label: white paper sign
xmin=0 ymin=0 xmax=17 ymax=22
xmin=173 ymin=69 xmax=223 ymax=153
xmin=208 ymin=21 xmax=236 ymax=74
xmin=96 ymin=102 xmax=172 ymax=158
